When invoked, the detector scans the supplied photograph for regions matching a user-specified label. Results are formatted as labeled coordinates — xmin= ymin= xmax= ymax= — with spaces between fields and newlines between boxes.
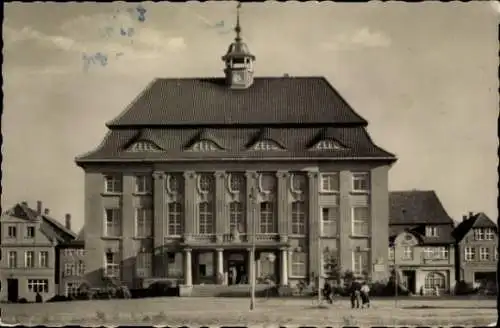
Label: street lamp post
xmin=393 ymin=243 xmax=398 ymax=308
xmin=249 ymin=186 xmax=257 ymax=311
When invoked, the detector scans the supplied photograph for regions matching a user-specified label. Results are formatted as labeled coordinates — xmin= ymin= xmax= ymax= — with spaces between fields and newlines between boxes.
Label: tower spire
xmin=235 ymin=2 xmax=242 ymax=41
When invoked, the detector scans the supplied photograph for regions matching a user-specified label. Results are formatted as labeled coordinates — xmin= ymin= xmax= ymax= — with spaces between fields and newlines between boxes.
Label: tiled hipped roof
xmin=389 ymin=190 xmax=455 ymax=245
xmin=107 ymin=77 xmax=368 ymax=126
xmin=453 ymin=212 xmax=498 ymax=242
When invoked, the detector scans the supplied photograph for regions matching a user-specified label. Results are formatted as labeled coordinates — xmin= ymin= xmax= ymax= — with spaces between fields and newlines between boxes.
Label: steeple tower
xmin=222 ymin=2 xmax=256 ymax=90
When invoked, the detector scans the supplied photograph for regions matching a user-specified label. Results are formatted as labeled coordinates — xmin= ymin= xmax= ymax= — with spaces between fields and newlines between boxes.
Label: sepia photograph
xmin=1 ymin=1 xmax=498 ymax=326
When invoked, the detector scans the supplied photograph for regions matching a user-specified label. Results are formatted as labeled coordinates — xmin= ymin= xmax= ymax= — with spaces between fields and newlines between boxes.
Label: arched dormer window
xmin=251 ymin=139 xmax=283 ymax=151
xmin=189 ymin=140 xmax=222 ymax=152
xmin=128 ymin=141 xmax=162 ymax=152
xmin=312 ymin=139 xmax=344 ymax=151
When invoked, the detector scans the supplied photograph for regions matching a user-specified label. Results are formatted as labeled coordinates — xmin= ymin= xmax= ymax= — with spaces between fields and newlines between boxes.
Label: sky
xmin=2 ymin=2 xmax=499 ymax=233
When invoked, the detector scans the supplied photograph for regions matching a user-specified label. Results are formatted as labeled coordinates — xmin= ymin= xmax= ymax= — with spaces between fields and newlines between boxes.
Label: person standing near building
xmin=360 ymin=281 xmax=370 ymax=308
xmin=349 ymin=279 xmax=362 ymax=309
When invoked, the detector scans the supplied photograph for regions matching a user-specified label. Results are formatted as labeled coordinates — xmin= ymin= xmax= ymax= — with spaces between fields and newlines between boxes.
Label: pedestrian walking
xmin=349 ymin=280 xmax=361 ymax=309
xmin=323 ymin=280 xmax=333 ymax=304
xmin=360 ymin=281 xmax=370 ymax=308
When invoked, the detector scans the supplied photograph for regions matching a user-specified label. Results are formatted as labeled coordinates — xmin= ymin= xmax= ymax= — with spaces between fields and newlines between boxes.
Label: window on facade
xmin=229 ymin=202 xmax=244 ymax=233
xmin=259 ymin=202 xmax=276 ymax=233
xmin=402 ymin=246 xmax=413 ymax=260
xmin=475 ymin=228 xmax=495 ymax=241
xmin=314 ymin=139 xmax=343 ymax=150
xmin=424 ymin=247 xmax=448 ymax=260
xmin=353 ymin=251 xmax=369 ymax=276
xmin=199 ymin=202 xmax=214 ymax=234
xmin=198 ymin=174 xmax=213 ymax=193
xmin=104 ymin=209 xmax=122 ymax=237
xmin=252 ymin=140 xmax=282 ymax=151
xmin=291 ymin=174 xmax=307 ymax=193
xmin=135 ymin=175 xmax=152 ymax=194
xmin=65 ymin=282 xmax=80 ymax=298
xmin=479 ymin=247 xmax=490 ymax=261
xmin=26 ymin=226 xmax=35 ymax=238
xmin=25 ymin=251 xmax=35 ymax=268
xmin=291 ymin=252 xmax=306 ymax=277
xmin=136 ymin=251 xmax=152 ymax=277
xmin=104 ymin=174 xmax=122 ymax=193
xmin=352 ymin=172 xmax=370 ymax=192
xmin=259 ymin=173 xmax=275 ymax=193
xmin=28 ymin=279 xmax=49 ymax=293
xmin=291 ymin=202 xmax=306 ymax=235
xmin=321 ymin=207 xmax=339 ymax=237
xmin=78 ymin=260 xmax=85 ymax=275
xmin=191 ymin=140 xmax=221 ymax=152
xmin=425 ymin=226 xmax=439 ymax=237
xmin=167 ymin=202 xmax=183 ymax=236
xmin=105 ymin=252 xmax=120 ymax=278
xmin=135 ymin=208 xmax=152 ymax=237
xmin=320 ymin=173 xmax=339 ymax=193
xmin=484 ymin=228 xmax=495 ymax=240
xmin=464 ymin=247 xmax=475 ymax=261
xmin=167 ymin=174 xmax=180 ymax=194
xmin=424 ymin=272 xmax=445 ymax=290
xmin=64 ymin=263 xmax=76 ymax=276
xmin=388 ymin=247 xmax=395 ymax=261
xmin=39 ymin=251 xmax=49 ymax=268
xmin=229 ymin=174 xmax=244 ymax=193
xmin=8 ymin=251 xmax=17 ymax=268
xmin=7 ymin=226 xmax=17 ymax=238
xmin=352 ymin=206 xmax=369 ymax=236
xmin=129 ymin=141 xmax=161 ymax=152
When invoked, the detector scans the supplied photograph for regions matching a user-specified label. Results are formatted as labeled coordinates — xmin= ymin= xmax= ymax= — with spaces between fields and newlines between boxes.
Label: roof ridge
xmin=42 ymin=215 xmax=77 ymax=239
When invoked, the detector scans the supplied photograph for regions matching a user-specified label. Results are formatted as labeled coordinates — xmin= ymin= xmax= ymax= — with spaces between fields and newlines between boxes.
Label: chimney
xmin=462 ymin=215 xmax=467 ymax=222
xmin=21 ymin=201 xmax=28 ymax=207
xmin=65 ymin=214 xmax=71 ymax=230
xmin=469 ymin=211 xmax=474 ymax=218
xmin=44 ymin=208 xmax=50 ymax=215
xmin=37 ymin=201 xmax=43 ymax=215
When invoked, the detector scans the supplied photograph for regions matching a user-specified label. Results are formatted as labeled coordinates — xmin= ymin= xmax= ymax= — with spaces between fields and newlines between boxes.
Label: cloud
xmin=320 ymin=27 xmax=391 ymax=51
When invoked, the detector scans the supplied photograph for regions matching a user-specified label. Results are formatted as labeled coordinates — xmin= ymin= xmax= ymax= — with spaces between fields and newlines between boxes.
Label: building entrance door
xmin=7 ymin=278 xmax=19 ymax=302
xmin=402 ymin=270 xmax=416 ymax=294
xmin=227 ymin=252 xmax=248 ymax=285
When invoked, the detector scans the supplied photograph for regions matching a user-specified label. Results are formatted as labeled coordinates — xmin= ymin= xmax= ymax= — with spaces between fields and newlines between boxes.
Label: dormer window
xmin=128 ymin=141 xmax=162 ymax=152
xmin=251 ymin=140 xmax=283 ymax=151
xmin=189 ymin=140 xmax=222 ymax=152
xmin=313 ymin=140 xmax=344 ymax=150
xmin=425 ymin=226 xmax=438 ymax=237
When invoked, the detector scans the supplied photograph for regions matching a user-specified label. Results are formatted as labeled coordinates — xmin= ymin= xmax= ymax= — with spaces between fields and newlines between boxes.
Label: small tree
xmin=323 ymin=249 xmax=341 ymax=284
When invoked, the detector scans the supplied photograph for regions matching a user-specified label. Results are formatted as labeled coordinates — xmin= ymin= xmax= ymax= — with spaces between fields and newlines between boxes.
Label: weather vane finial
xmin=235 ymin=2 xmax=242 ymax=41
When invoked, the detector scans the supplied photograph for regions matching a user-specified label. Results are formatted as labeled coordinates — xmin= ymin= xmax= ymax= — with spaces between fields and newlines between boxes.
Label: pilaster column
xmin=183 ymin=171 xmax=196 ymax=241
xmin=216 ymin=248 xmax=224 ymax=284
xmin=276 ymin=171 xmax=289 ymax=242
xmin=121 ymin=174 xmax=135 ymax=284
xmin=339 ymin=171 xmax=352 ymax=272
xmin=247 ymin=248 xmax=255 ymax=284
xmin=152 ymin=171 xmax=166 ymax=277
xmin=307 ymin=171 xmax=320 ymax=279
xmin=215 ymin=171 xmax=227 ymax=242
xmin=245 ymin=171 xmax=258 ymax=243
xmin=184 ymin=248 xmax=192 ymax=286
xmin=280 ymin=247 xmax=289 ymax=286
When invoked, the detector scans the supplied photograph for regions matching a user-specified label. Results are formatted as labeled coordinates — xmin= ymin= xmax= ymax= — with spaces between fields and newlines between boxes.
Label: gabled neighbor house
xmin=0 ymin=201 xmax=76 ymax=302
xmin=74 ymin=4 xmax=397 ymax=293
xmin=453 ymin=212 xmax=498 ymax=285
xmin=388 ymin=190 xmax=455 ymax=295
xmin=56 ymin=227 xmax=86 ymax=297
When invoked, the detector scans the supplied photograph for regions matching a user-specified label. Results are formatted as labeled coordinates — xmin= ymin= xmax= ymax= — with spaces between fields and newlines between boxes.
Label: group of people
xmin=322 ymin=279 xmax=371 ymax=309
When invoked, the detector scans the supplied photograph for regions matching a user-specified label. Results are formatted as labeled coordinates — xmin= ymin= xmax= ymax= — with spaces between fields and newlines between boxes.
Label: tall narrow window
xmin=291 ymin=202 xmax=306 ymax=235
xmin=135 ymin=175 xmax=152 ymax=194
xmin=425 ymin=226 xmax=439 ymax=237
xmin=352 ymin=206 xmax=369 ymax=236
xmin=402 ymin=246 xmax=413 ymax=260
xmin=104 ymin=209 xmax=122 ymax=237
xmin=8 ymin=251 xmax=17 ymax=268
xmin=199 ymin=202 xmax=214 ymax=234
xmin=135 ymin=208 xmax=152 ymax=237
xmin=321 ymin=207 xmax=339 ymax=237
xmin=259 ymin=202 xmax=276 ymax=233
xmin=26 ymin=226 xmax=35 ymax=238
xmin=198 ymin=174 xmax=213 ymax=194
xmin=352 ymin=172 xmax=370 ymax=192
xmin=168 ymin=202 xmax=183 ymax=236
xmin=229 ymin=202 xmax=244 ymax=233
xmin=25 ymin=251 xmax=35 ymax=268
xmin=39 ymin=251 xmax=49 ymax=268
xmin=7 ymin=226 xmax=17 ymax=238
xmin=104 ymin=252 xmax=120 ymax=278
xmin=353 ymin=251 xmax=368 ymax=276
xmin=136 ymin=251 xmax=152 ymax=278
xmin=291 ymin=252 xmax=306 ymax=277
xmin=104 ymin=174 xmax=122 ymax=193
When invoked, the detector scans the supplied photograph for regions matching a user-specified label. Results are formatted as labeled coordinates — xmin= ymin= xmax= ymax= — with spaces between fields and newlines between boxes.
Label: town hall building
xmin=75 ymin=6 xmax=397 ymax=291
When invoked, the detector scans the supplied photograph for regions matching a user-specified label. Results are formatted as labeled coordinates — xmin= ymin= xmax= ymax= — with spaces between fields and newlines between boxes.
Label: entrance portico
xmin=181 ymin=246 xmax=289 ymax=286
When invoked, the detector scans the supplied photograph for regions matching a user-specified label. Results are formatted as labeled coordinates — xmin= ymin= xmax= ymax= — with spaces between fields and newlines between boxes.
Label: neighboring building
xmin=56 ymin=226 xmax=86 ymax=297
xmin=0 ymin=201 xmax=76 ymax=302
xmin=389 ymin=190 xmax=456 ymax=295
xmin=453 ymin=212 xmax=498 ymax=285
xmin=74 ymin=6 xmax=396 ymax=291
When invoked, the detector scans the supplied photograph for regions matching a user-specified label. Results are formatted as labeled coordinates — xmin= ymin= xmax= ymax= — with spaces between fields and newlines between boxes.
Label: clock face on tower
xmin=232 ymin=71 xmax=244 ymax=83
